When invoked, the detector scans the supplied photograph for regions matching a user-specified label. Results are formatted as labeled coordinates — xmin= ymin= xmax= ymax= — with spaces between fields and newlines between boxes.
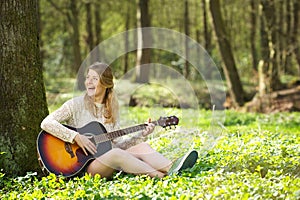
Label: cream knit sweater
xmin=40 ymin=96 xmax=147 ymax=150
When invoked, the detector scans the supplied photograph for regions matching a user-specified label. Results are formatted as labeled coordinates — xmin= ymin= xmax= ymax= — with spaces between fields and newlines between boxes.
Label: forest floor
xmin=1 ymin=107 xmax=300 ymax=199
xmin=2 ymin=77 xmax=299 ymax=199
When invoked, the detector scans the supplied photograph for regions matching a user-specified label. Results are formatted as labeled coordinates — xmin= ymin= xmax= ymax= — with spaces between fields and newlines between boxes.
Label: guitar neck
xmin=93 ymin=121 xmax=158 ymax=144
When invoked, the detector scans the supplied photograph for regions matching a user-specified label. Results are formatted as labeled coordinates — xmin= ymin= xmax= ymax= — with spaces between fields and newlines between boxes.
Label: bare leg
xmin=126 ymin=142 xmax=172 ymax=173
xmin=87 ymin=159 xmax=115 ymax=178
xmin=87 ymin=148 xmax=165 ymax=178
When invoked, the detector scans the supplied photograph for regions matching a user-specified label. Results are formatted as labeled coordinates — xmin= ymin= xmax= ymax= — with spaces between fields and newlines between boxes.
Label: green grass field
xmin=1 ymin=107 xmax=300 ymax=199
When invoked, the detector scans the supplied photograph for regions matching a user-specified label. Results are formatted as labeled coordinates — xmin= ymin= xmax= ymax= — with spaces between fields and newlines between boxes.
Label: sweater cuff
xmin=70 ymin=132 xmax=79 ymax=144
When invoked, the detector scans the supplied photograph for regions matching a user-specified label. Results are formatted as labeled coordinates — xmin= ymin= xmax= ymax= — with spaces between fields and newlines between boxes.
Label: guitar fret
xmin=95 ymin=134 xmax=107 ymax=143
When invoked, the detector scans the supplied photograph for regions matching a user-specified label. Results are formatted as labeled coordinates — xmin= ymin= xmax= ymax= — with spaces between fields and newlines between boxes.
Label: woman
xmin=41 ymin=62 xmax=198 ymax=178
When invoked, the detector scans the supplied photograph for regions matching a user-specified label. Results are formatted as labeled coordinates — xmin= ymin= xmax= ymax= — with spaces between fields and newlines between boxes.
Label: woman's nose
xmin=86 ymin=78 xmax=92 ymax=84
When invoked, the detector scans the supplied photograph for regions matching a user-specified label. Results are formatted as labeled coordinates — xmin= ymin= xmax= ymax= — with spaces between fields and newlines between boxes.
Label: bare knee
xmin=127 ymin=142 xmax=154 ymax=153
xmin=109 ymin=148 xmax=126 ymax=156
xmin=107 ymin=148 xmax=130 ymax=165
xmin=138 ymin=142 xmax=152 ymax=149
xmin=87 ymin=160 xmax=115 ymax=178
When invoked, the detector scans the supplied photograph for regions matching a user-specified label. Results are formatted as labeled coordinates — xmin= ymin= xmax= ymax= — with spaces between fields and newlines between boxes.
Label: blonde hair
xmin=84 ymin=62 xmax=119 ymax=124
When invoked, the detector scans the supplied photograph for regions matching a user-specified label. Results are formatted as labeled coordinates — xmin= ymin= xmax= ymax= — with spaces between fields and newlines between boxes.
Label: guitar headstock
xmin=157 ymin=116 xmax=179 ymax=128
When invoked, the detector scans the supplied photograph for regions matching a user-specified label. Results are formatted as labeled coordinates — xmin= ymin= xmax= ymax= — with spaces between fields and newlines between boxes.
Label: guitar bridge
xmin=65 ymin=142 xmax=75 ymax=158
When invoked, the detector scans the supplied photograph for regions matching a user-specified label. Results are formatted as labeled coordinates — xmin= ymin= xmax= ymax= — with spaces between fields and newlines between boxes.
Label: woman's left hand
xmin=142 ymin=118 xmax=155 ymax=136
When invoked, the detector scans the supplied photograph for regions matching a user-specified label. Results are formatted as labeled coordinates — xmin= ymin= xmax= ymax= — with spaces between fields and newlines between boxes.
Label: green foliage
xmin=129 ymin=83 xmax=180 ymax=108
xmin=43 ymin=77 xmax=83 ymax=112
xmin=117 ymin=78 xmax=219 ymax=109
xmin=1 ymin=109 xmax=300 ymax=199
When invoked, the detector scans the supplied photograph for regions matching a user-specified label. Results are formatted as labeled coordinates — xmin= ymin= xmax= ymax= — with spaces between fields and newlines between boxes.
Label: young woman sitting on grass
xmin=41 ymin=62 xmax=198 ymax=178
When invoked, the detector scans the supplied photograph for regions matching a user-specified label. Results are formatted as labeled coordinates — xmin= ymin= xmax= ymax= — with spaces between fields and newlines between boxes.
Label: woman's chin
xmin=87 ymin=92 xmax=95 ymax=97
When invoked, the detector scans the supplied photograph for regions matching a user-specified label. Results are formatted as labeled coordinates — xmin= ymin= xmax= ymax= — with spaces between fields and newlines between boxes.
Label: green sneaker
xmin=168 ymin=150 xmax=198 ymax=175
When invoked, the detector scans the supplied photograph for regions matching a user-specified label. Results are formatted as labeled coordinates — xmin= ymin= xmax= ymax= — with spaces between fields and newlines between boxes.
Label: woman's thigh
xmin=87 ymin=159 xmax=115 ymax=178
xmin=86 ymin=148 xmax=130 ymax=178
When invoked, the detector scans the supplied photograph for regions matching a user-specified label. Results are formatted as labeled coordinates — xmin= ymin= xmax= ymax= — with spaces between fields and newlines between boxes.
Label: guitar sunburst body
xmin=37 ymin=122 xmax=112 ymax=177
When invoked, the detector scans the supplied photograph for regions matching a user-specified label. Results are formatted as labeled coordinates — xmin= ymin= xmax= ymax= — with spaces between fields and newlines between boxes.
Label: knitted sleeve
xmin=40 ymin=100 xmax=78 ymax=143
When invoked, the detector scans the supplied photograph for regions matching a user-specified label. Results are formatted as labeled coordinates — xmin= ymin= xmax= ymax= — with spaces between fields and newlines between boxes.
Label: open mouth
xmin=87 ymin=87 xmax=96 ymax=94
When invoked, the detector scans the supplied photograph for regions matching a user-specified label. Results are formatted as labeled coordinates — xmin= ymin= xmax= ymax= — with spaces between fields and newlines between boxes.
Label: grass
xmin=1 ymin=108 xmax=300 ymax=199
xmin=1 ymin=78 xmax=299 ymax=199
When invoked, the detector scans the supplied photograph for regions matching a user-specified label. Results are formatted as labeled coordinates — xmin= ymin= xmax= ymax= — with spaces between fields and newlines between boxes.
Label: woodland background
xmin=39 ymin=0 xmax=300 ymax=111
xmin=1 ymin=0 xmax=300 ymax=179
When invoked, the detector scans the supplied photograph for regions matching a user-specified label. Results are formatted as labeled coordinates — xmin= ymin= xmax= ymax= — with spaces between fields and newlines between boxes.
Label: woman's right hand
xmin=74 ymin=134 xmax=97 ymax=155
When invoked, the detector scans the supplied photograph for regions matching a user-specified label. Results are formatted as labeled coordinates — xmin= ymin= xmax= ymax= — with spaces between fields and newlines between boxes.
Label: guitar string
xmin=93 ymin=124 xmax=146 ymax=144
xmin=94 ymin=121 xmax=160 ymax=144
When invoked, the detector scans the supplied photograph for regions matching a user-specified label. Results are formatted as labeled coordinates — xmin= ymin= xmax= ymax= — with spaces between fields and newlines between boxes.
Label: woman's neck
xmin=94 ymin=89 xmax=106 ymax=104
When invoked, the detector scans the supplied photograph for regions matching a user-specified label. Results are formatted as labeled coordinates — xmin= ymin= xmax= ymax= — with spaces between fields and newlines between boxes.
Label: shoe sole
xmin=170 ymin=150 xmax=198 ymax=174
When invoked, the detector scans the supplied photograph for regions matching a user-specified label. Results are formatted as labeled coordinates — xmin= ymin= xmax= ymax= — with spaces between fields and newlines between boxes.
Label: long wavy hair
xmin=84 ymin=62 xmax=119 ymax=124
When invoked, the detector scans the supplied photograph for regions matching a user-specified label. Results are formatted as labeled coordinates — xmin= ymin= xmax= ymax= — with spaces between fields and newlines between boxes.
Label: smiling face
xmin=85 ymin=69 xmax=106 ymax=97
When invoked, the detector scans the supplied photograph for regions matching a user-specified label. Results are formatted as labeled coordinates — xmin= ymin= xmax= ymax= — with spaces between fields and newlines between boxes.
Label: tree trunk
xmin=250 ymin=0 xmax=258 ymax=71
xmin=136 ymin=0 xmax=151 ymax=83
xmin=202 ymin=0 xmax=212 ymax=55
xmin=259 ymin=0 xmax=282 ymax=96
xmin=292 ymin=0 xmax=300 ymax=75
xmin=94 ymin=1 xmax=102 ymax=47
xmin=184 ymin=0 xmax=190 ymax=79
xmin=284 ymin=0 xmax=292 ymax=74
xmin=209 ymin=0 xmax=245 ymax=107
xmin=69 ymin=0 xmax=82 ymax=75
xmin=0 ymin=0 xmax=49 ymax=176
xmin=92 ymin=0 xmax=102 ymax=65
xmin=85 ymin=2 xmax=94 ymax=52
xmin=201 ymin=0 xmax=213 ymax=79
xmin=124 ymin=1 xmax=131 ymax=74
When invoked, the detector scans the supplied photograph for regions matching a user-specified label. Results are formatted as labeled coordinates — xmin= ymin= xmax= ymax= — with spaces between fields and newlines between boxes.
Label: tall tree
xmin=85 ymin=1 xmax=94 ymax=52
xmin=259 ymin=0 xmax=282 ymax=96
xmin=136 ymin=0 xmax=151 ymax=83
xmin=202 ymin=0 xmax=212 ymax=54
xmin=250 ymin=0 xmax=258 ymax=71
xmin=284 ymin=0 xmax=293 ymax=74
xmin=69 ymin=0 xmax=82 ymax=75
xmin=209 ymin=0 xmax=245 ymax=107
xmin=94 ymin=0 xmax=102 ymax=47
xmin=0 ymin=0 xmax=49 ymax=176
xmin=292 ymin=0 xmax=300 ymax=74
xmin=124 ymin=1 xmax=132 ymax=74
xmin=90 ymin=0 xmax=102 ymax=68
xmin=184 ymin=0 xmax=190 ymax=79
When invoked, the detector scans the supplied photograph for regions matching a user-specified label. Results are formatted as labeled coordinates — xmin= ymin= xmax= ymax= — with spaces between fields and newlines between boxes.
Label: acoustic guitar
xmin=37 ymin=116 xmax=179 ymax=177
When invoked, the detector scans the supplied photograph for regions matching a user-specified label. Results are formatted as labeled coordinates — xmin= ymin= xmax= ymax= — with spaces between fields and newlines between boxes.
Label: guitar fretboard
xmin=93 ymin=121 xmax=158 ymax=144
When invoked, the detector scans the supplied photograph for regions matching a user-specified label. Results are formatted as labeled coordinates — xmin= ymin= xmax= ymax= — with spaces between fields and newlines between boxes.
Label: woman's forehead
xmin=87 ymin=69 xmax=99 ymax=77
